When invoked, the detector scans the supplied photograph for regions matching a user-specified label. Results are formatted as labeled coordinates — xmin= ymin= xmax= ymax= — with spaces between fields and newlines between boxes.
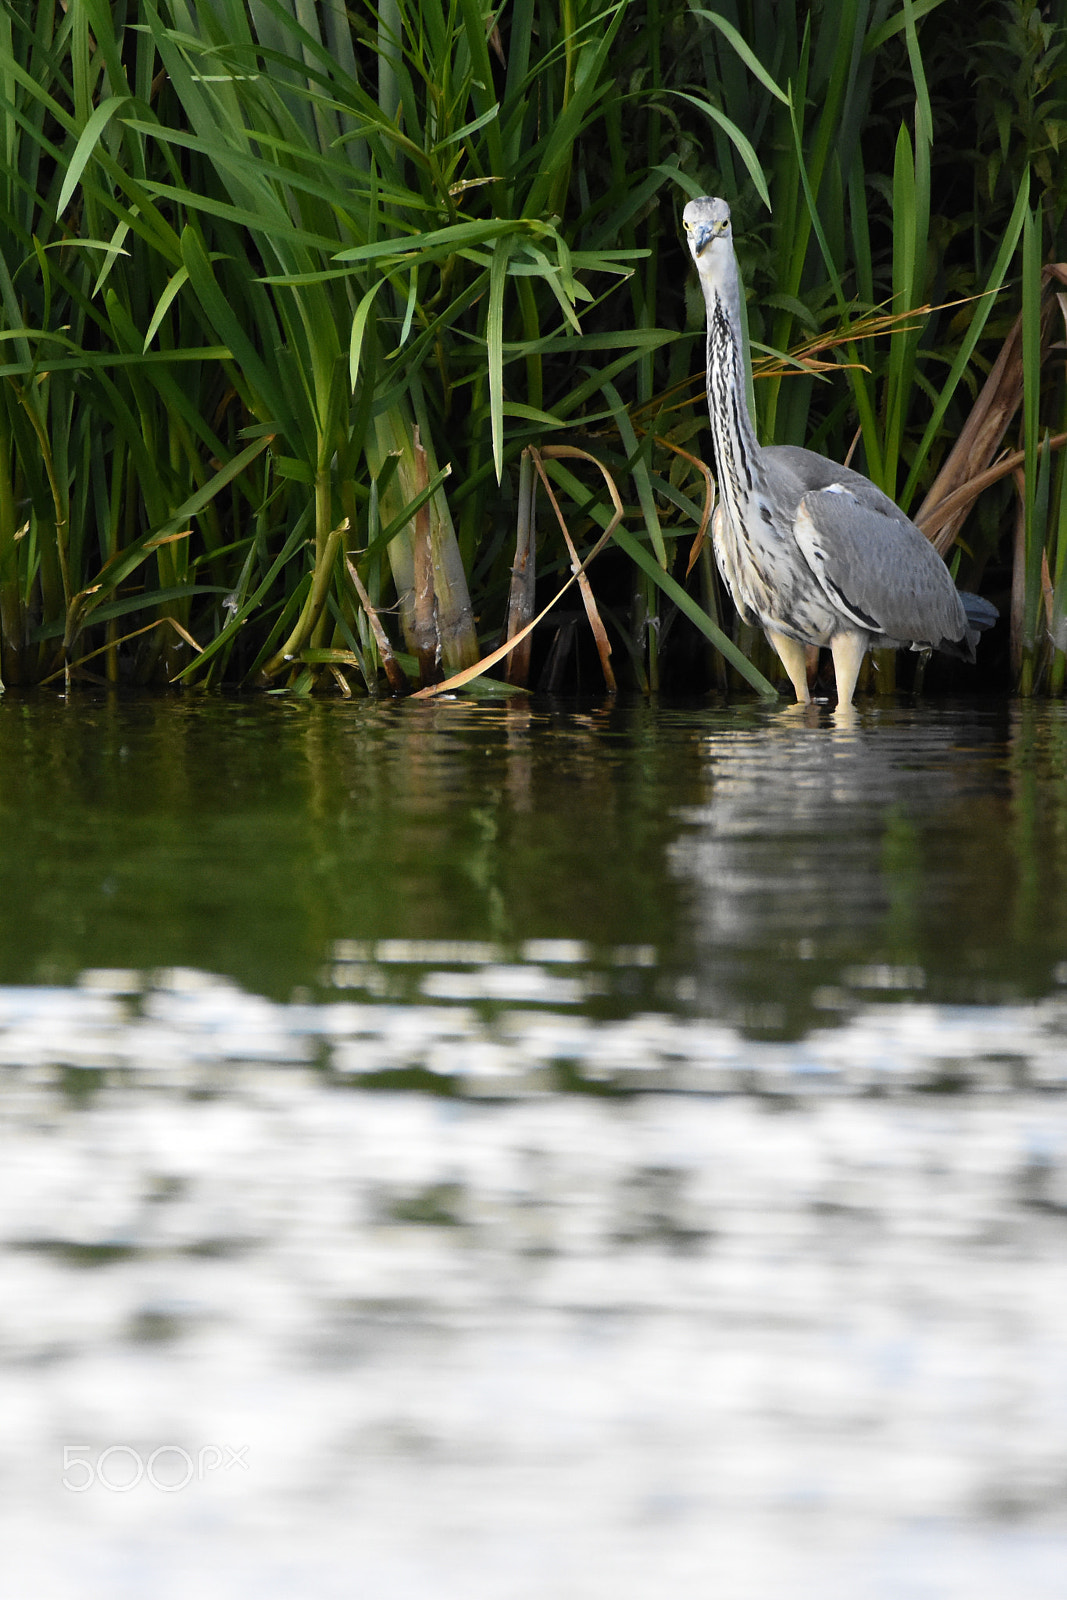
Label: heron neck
xmin=703 ymin=281 xmax=763 ymax=511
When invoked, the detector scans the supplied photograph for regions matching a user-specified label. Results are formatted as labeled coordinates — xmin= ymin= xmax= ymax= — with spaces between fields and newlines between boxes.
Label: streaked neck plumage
xmin=695 ymin=250 xmax=764 ymax=529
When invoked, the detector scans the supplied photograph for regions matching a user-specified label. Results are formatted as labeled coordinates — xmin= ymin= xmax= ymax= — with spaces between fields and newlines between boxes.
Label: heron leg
xmin=829 ymin=632 xmax=867 ymax=708
xmin=766 ymin=629 xmax=812 ymax=704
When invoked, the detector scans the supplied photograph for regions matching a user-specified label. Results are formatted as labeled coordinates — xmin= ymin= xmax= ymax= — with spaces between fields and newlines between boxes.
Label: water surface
xmin=2 ymin=691 xmax=1065 ymax=1598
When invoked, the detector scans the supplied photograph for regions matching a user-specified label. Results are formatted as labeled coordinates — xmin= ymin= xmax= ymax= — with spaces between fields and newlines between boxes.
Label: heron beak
xmin=688 ymin=224 xmax=715 ymax=257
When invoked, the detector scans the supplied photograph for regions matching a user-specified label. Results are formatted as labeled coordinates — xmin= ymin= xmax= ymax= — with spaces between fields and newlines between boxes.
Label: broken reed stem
xmin=503 ymin=448 xmax=537 ymax=687
xmin=345 ymin=556 xmax=410 ymax=694
xmin=411 ymin=426 xmax=441 ymax=688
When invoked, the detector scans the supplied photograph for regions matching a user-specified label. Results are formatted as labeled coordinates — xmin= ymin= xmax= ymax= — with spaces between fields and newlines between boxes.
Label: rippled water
xmin=2 ymin=691 xmax=1066 ymax=1598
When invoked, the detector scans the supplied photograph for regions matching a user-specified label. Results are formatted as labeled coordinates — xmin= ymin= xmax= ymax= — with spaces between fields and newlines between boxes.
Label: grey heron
xmin=683 ymin=196 xmax=996 ymax=708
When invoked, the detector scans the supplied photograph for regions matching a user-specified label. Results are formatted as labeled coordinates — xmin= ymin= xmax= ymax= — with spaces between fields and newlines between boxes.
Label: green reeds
xmin=0 ymin=0 xmax=1060 ymax=697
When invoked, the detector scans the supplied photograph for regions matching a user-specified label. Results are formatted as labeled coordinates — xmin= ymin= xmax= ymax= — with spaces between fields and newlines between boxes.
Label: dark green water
xmin=2 ymin=689 xmax=1065 ymax=1032
xmin=0 ymin=691 xmax=697 ymax=998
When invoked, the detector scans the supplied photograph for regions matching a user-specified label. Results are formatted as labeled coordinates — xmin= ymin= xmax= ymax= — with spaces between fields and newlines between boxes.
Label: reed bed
xmin=0 ymin=0 xmax=1063 ymax=696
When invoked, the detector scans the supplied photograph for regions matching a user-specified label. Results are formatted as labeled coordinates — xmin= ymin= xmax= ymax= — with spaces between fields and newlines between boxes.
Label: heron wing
xmin=791 ymin=482 xmax=968 ymax=647
xmin=764 ymin=444 xmax=917 ymax=520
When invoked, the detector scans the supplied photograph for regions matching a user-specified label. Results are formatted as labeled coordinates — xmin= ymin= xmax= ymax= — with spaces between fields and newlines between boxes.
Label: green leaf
xmin=488 ymin=234 xmax=512 ymax=481
xmin=602 ymin=378 xmax=667 ymax=569
xmin=673 ymin=92 xmax=771 ymax=211
xmin=57 ymin=95 xmax=132 ymax=213
xmin=865 ymin=0 xmax=947 ymax=53
xmin=178 ymin=224 xmax=300 ymax=445
xmin=350 ymin=277 xmax=388 ymax=390
xmin=901 ymin=173 xmax=1031 ymax=507
xmin=142 ymin=266 xmax=189 ymax=351
xmin=690 ymin=10 xmax=790 ymax=105
xmin=335 ymin=219 xmax=536 ymax=265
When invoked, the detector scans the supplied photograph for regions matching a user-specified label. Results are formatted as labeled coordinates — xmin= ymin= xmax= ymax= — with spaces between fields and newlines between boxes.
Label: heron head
xmin=682 ymin=197 xmax=733 ymax=270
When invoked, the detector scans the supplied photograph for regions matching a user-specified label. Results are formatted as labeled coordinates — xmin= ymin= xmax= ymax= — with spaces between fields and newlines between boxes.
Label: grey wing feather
xmin=791 ymin=482 xmax=968 ymax=648
xmin=764 ymin=445 xmax=914 ymax=522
